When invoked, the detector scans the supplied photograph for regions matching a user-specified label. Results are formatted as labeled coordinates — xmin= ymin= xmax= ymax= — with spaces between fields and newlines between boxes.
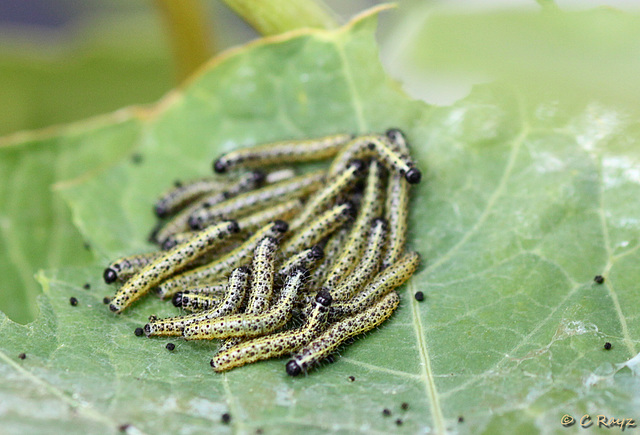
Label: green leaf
xmin=0 ymin=113 xmax=144 ymax=323
xmin=0 ymin=9 xmax=173 ymax=323
xmin=2 ymin=6 xmax=640 ymax=434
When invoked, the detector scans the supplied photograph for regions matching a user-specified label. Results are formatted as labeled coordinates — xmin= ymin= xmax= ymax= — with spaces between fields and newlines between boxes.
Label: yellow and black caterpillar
xmin=103 ymin=129 xmax=422 ymax=375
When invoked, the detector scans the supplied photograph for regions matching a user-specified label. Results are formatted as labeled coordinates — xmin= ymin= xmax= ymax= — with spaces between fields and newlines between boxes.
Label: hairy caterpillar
xmin=155 ymin=220 xmax=288 ymax=299
xmin=322 ymin=160 xmax=385 ymax=289
xmin=183 ymin=267 xmax=306 ymax=340
xmin=329 ymin=135 xmax=421 ymax=184
xmin=211 ymin=290 xmax=332 ymax=372
xmin=109 ymin=220 xmax=240 ymax=313
xmin=286 ymin=291 xmax=400 ymax=376
xmin=188 ymin=170 xmax=325 ymax=230
xmin=280 ymin=201 xmax=354 ymax=257
xmin=144 ymin=266 xmax=250 ymax=337
xmin=213 ymin=134 xmax=352 ymax=173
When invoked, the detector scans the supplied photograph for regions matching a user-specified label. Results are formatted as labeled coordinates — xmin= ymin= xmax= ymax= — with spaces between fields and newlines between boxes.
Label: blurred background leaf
xmin=383 ymin=1 xmax=640 ymax=108
xmin=0 ymin=3 xmax=172 ymax=136
xmin=0 ymin=0 xmax=383 ymax=136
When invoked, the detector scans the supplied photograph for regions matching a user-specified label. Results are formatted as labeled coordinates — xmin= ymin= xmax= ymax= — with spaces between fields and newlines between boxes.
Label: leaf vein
xmin=423 ymin=123 xmax=529 ymax=275
xmin=408 ymin=280 xmax=446 ymax=434
xmin=598 ymin=161 xmax=636 ymax=356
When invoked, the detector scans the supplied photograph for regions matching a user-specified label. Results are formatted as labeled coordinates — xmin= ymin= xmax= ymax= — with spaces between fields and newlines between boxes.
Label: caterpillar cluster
xmin=103 ymin=129 xmax=422 ymax=376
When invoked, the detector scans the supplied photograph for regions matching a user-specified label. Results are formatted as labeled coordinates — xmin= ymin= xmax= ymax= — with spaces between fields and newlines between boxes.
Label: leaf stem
xmin=155 ymin=0 xmax=214 ymax=82
xmin=220 ymin=0 xmax=339 ymax=36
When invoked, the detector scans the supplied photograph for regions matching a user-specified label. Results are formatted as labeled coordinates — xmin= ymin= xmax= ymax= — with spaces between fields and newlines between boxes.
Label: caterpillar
xmin=160 ymin=231 xmax=197 ymax=251
xmin=154 ymin=177 xmax=228 ymax=218
xmin=307 ymin=226 xmax=350 ymax=291
xmin=188 ymin=170 xmax=325 ymax=230
xmin=276 ymin=245 xmax=324 ymax=282
xmin=154 ymin=170 xmax=264 ymax=243
xmin=286 ymin=291 xmax=400 ymax=376
xmin=329 ymin=217 xmax=387 ymax=302
xmin=280 ymin=201 xmax=354 ymax=257
xmin=162 ymin=233 xmax=242 ymax=256
xmin=144 ymin=266 xmax=250 ymax=337
xmin=174 ymin=293 xmax=221 ymax=313
xmin=322 ymin=159 xmax=385 ymax=289
xmin=103 ymin=252 xmax=163 ymax=284
xmin=155 ymin=220 xmax=288 ymax=299
xmin=213 ymin=133 xmax=352 ymax=173
xmin=211 ymin=290 xmax=332 ymax=372
xmin=183 ymin=267 xmax=306 ymax=340
xmin=330 ymin=251 xmax=420 ymax=319
xmin=212 ymin=236 xmax=281 ymax=351
xmin=289 ymin=159 xmax=365 ymax=230
xmin=385 ymin=128 xmax=410 ymax=156
xmin=236 ymin=197 xmax=303 ymax=233
xmin=172 ymin=280 xmax=228 ymax=302
xmin=243 ymin=236 xmax=279 ymax=314
xmin=329 ymin=134 xmax=421 ymax=184
xmin=156 ymin=168 xmax=296 ymax=243
xmin=382 ymin=172 xmax=410 ymax=269
xmin=285 ymin=292 xmax=400 ymax=376
xmin=263 ymin=167 xmax=297 ymax=184
xmin=109 ymin=220 xmax=240 ymax=313
xmin=162 ymin=197 xmax=302 ymax=250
